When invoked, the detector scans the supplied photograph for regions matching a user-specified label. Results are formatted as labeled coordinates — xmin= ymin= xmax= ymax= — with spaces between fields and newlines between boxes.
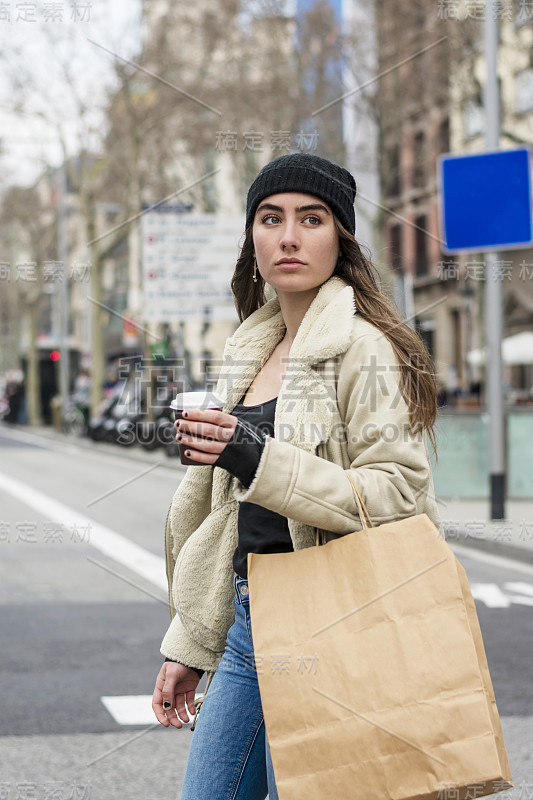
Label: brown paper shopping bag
xmin=248 ymin=475 xmax=512 ymax=800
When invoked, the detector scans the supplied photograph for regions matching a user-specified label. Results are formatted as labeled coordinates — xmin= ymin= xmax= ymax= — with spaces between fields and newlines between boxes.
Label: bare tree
xmin=0 ymin=183 xmax=56 ymax=425
xmin=0 ymin=1 xmax=380 ymax=426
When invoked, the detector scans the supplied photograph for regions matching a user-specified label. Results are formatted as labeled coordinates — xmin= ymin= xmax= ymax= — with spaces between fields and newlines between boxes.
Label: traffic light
xmin=50 ymin=350 xmax=61 ymax=362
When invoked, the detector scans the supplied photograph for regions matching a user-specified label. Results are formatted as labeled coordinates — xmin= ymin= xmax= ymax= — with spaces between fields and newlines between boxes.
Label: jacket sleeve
xmin=160 ymin=611 xmax=223 ymax=673
xmin=164 ymin=465 xmax=214 ymax=619
xmin=161 ymin=465 xmax=222 ymax=674
xmin=231 ymin=332 xmax=433 ymax=531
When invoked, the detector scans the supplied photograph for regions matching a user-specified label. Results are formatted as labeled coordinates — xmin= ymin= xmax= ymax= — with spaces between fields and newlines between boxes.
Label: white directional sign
xmin=141 ymin=209 xmax=244 ymax=322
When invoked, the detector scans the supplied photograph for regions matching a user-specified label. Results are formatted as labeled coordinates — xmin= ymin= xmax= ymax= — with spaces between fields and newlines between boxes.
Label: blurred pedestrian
xmin=72 ymin=368 xmax=91 ymax=424
xmin=2 ymin=370 xmax=25 ymax=424
xmin=152 ymin=154 xmax=440 ymax=799
xmin=103 ymin=363 xmax=119 ymax=397
xmin=469 ymin=379 xmax=482 ymax=403
xmin=436 ymin=382 xmax=448 ymax=408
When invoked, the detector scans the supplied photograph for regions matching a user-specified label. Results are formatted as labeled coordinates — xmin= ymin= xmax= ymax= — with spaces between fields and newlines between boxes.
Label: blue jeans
xmin=180 ymin=574 xmax=279 ymax=800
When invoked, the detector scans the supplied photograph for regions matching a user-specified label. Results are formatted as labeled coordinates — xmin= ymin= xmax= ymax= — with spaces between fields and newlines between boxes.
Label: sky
xmin=0 ymin=0 xmax=347 ymax=189
xmin=298 ymin=0 xmax=341 ymax=19
xmin=0 ymin=0 xmax=143 ymax=187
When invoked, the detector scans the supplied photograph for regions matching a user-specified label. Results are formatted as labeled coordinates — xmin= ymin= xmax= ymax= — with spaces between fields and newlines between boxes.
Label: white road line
xmin=504 ymin=581 xmax=533 ymax=597
xmin=101 ymin=695 xmax=161 ymax=726
xmin=470 ymin=583 xmax=511 ymax=608
xmin=101 ymin=694 xmax=202 ymax=726
xmin=470 ymin=582 xmax=533 ymax=608
xmin=449 ymin=542 xmax=533 ymax=576
xmin=0 ymin=471 xmax=167 ymax=590
xmin=505 ymin=595 xmax=533 ymax=606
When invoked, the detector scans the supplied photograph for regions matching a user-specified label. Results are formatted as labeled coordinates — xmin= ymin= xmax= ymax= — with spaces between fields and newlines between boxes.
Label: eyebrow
xmin=256 ymin=202 xmax=331 ymax=216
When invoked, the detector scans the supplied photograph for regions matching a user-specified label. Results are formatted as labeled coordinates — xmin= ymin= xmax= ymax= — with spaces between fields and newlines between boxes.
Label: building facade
xmin=376 ymin=0 xmax=533 ymax=399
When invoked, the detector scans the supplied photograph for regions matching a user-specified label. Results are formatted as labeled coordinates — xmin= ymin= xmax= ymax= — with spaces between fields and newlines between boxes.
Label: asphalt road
xmin=0 ymin=424 xmax=531 ymax=800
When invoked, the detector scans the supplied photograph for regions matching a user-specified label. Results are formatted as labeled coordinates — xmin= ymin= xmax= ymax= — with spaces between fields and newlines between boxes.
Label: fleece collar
xmin=212 ymin=275 xmax=357 ymax=544
xmin=217 ymin=275 xmax=356 ymax=415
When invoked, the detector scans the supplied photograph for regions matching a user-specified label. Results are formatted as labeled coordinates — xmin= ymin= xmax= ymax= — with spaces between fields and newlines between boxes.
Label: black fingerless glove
xmin=214 ymin=418 xmax=266 ymax=488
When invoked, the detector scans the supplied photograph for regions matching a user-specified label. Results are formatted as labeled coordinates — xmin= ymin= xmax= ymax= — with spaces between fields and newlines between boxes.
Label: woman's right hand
xmin=152 ymin=661 xmax=201 ymax=728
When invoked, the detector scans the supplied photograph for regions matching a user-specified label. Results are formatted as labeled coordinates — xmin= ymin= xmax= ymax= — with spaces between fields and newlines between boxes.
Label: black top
xmin=231 ymin=395 xmax=293 ymax=578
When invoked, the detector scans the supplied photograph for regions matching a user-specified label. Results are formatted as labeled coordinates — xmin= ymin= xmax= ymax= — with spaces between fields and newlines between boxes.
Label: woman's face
xmin=252 ymin=192 xmax=339 ymax=297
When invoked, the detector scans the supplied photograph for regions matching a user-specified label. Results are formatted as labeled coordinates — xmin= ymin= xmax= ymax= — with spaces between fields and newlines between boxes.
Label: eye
xmin=304 ymin=215 xmax=322 ymax=226
xmin=261 ymin=214 xmax=281 ymax=225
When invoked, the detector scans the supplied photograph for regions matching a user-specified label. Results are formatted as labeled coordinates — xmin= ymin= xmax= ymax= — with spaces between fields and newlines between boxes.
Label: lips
xmin=277 ymin=262 xmax=304 ymax=270
xmin=276 ymin=258 xmax=305 ymax=266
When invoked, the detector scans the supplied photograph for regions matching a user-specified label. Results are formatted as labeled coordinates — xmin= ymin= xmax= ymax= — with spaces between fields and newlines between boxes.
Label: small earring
xmin=253 ymin=256 xmax=258 ymax=283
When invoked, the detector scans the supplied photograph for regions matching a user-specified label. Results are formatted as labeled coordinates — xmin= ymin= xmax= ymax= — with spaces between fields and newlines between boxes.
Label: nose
xmin=279 ymin=217 xmax=300 ymax=250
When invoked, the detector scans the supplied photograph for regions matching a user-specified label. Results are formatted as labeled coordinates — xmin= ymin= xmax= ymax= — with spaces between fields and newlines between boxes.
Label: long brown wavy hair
xmin=230 ymin=218 xmax=438 ymax=457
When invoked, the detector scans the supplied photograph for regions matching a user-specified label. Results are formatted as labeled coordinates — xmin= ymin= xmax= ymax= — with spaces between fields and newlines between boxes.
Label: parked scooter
xmin=88 ymin=381 xmax=134 ymax=443
xmin=138 ymin=386 xmax=176 ymax=452
xmin=111 ymin=386 xmax=145 ymax=447
xmin=61 ymin=397 xmax=89 ymax=437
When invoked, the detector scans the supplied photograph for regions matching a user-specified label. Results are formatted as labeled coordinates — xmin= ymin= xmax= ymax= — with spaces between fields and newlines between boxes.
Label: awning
xmin=467 ymin=330 xmax=533 ymax=366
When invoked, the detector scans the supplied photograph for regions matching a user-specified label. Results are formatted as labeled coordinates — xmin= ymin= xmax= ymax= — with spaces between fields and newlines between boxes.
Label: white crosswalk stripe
xmin=470 ymin=582 xmax=533 ymax=608
xmin=101 ymin=695 xmax=203 ymax=725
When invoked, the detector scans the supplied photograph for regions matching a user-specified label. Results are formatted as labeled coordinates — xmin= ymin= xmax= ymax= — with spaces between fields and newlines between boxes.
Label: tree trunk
xmin=87 ymin=195 xmax=105 ymax=417
xmin=26 ymin=294 xmax=43 ymax=426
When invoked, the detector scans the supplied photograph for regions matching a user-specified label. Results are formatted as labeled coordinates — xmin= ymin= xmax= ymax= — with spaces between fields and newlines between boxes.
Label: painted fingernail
xmin=177 ymin=434 xmax=183 ymax=441
xmin=163 ymin=701 xmax=171 ymax=709
xmin=183 ymin=411 xmax=189 ymax=418
xmin=185 ymin=451 xmax=191 ymax=457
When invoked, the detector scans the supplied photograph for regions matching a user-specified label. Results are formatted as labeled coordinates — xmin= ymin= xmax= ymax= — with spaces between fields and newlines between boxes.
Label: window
xmin=514 ymin=0 xmax=533 ymax=29
xmin=387 ymin=143 xmax=401 ymax=197
xmin=415 ymin=317 xmax=435 ymax=360
xmin=463 ymin=100 xmax=485 ymax=139
xmin=412 ymin=0 xmax=425 ymax=31
xmin=413 ymin=131 xmax=426 ymax=188
xmin=516 ymin=68 xmax=533 ymax=113
xmin=415 ymin=215 xmax=429 ymax=276
xmin=438 ymin=118 xmax=450 ymax=155
xmin=450 ymin=308 xmax=462 ymax=383
xmin=389 ymin=224 xmax=403 ymax=272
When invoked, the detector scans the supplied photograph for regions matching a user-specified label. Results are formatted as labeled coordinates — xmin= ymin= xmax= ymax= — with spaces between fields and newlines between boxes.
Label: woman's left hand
xmin=175 ymin=409 xmax=238 ymax=465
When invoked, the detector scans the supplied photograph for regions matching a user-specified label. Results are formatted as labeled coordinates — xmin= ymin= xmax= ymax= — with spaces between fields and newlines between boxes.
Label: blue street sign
xmin=438 ymin=148 xmax=533 ymax=253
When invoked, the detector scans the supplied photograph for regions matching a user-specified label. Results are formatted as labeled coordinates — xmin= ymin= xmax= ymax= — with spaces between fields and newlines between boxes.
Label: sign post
xmin=439 ymin=144 xmax=532 ymax=521
xmin=484 ymin=0 xmax=504 ymax=521
xmin=438 ymin=8 xmax=533 ymax=521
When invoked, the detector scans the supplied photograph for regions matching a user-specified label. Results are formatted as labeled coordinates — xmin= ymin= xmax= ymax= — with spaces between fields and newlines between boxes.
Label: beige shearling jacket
xmin=160 ymin=276 xmax=441 ymax=672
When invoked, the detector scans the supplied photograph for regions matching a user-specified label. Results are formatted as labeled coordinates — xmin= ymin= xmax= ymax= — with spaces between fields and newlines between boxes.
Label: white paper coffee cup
xmin=170 ymin=391 xmax=225 ymax=465
xmin=169 ymin=390 xmax=225 ymax=412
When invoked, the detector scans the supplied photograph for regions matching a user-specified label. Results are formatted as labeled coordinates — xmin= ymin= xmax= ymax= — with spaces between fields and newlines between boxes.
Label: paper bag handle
xmin=315 ymin=471 xmax=373 ymax=546
xmin=345 ymin=471 xmax=373 ymax=529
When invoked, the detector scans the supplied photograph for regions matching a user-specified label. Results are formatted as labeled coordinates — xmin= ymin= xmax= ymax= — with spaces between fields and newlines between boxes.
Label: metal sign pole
xmin=58 ymin=161 xmax=70 ymax=425
xmin=484 ymin=0 xmax=505 ymax=519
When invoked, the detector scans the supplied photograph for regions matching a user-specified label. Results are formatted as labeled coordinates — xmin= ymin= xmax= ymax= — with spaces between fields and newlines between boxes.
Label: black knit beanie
xmin=245 ymin=153 xmax=357 ymax=234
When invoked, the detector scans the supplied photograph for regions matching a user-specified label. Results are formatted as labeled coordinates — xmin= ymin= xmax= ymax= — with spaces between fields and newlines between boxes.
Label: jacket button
xmin=240 ymin=584 xmax=249 ymax=596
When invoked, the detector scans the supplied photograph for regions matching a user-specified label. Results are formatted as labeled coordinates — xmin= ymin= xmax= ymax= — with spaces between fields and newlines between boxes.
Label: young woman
xmin=152 ymin=153 xmax=440 ymax=800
